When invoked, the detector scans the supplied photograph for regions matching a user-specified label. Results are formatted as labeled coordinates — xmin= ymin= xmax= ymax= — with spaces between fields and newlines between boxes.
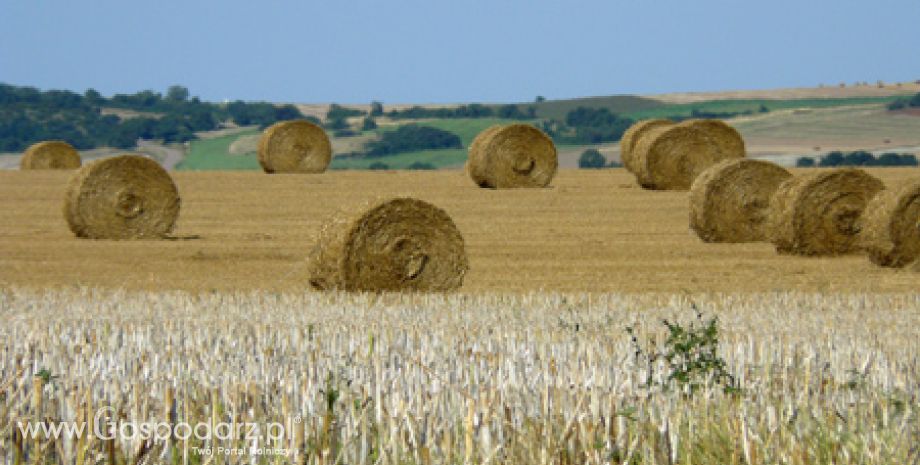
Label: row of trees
xmin=541 ymin=107 xmax=635 ymax=144
xmin=796 ymin=151 xmax=919 ymax=167
xmin=385 ymin=104 xmax=535 ymax=120
xmin=362 ymin=125 xmax=462 ymax=157
xmin=887 ymin=92 xmax=920 ymax=110
xmin=0 ymin=83 xmax=306 ymax=152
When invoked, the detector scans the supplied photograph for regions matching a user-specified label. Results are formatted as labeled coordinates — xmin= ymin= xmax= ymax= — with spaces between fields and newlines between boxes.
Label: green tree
xmin=166 ymin=85 xmax=190 ymax=102
xmin=819 ymin=151 xmax=845 ymax=167
xmin=84 ymin=88 xmax=103 ymax=105
xmin=369 ymin=101 xmax=384 ymax=116
xmin=578 ymin=149 xmax=606 ymax=169
xmin=362 ymin=117 xmax=378 ymax=131
xmin=326 ymin=117 xmax=349 ymax=130
xmin=796 ymin=157 xmax=816 ymax=167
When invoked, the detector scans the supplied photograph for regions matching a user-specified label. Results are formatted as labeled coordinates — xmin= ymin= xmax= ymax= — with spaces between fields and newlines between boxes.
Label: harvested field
xmin=0 ymin=290 xmax=917 ymax=464
xmin=1 ymin=169 xmax=919 ymax=293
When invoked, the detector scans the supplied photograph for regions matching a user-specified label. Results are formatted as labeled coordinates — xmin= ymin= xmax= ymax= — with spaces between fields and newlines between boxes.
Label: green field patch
xmin=625 ymin=96 xmax=903 ymax=120
xmin=177 ymin=129 xmax=261 ymax=170
xmin=331 ymin=149 xmax=467 ymax=170
xmin=374 ymin=118 xmax=524 ymax=146
xmin=531 ymin=95 xmax=665 ymax=121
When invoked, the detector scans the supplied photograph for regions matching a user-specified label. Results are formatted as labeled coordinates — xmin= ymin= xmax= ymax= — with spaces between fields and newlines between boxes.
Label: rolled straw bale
xmin=466 ymin=124 xmax=557 ymax=188
xmin=767 ymin=168 xmax=883 ymax=256
xmin=20 ymin=141 xmax=81 ymax=170
xmin=690 ymin=159 xmax=792 ymax=242
xmin=257 ymin=120 xmax=332 ymax=173
xmin=632 ymin=119 xmax=745 ymax=190
xmin=619 ymin=119 xmax=674 ymax=174
xmin=859 ymin=179 xmax=920 ymax=267
xmin=63 ymin=155 xmax=180 ymax=239
xmin=683 ymin=119 xmax=746 ymax=161
xmin=308 ymin=197 xmax=468 ymax=292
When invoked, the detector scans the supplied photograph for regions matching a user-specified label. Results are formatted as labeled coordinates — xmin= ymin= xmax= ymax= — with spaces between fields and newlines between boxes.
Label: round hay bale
xmin=619 ymin=119 xmax=674 ymax=174
xmin=257 ymin=120 xmax=332 ymax=173
xmin=859 ymin=180 xmax=920 ymax=267
xmin=683 ymin=119 xmax=746 ymax=161
xmin=632 ymin=119 xmax=745 ymax=190
xmin=465 ymin=124 xmax=557 ymax=188
xmin=20 ymin=141 xmax=81 ymax=170
xmin=308 ymin=197 xmax=468 ymax=292
xmin=767 ymin=168 xmax=884 ymax=256
xmin=63 ymin=155 xmax=180 ymax=239
xmin=690 ymin=159 xmax=792 ymax=242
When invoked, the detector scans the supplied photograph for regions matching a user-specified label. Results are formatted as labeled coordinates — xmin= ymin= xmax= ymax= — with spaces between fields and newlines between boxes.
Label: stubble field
xmin=1 ymin=169 xmax=918 ymax=293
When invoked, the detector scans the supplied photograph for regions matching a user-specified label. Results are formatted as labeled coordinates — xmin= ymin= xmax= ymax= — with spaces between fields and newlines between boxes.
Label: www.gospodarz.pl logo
xmin=17 ymin=406 xmax=298 ymax=456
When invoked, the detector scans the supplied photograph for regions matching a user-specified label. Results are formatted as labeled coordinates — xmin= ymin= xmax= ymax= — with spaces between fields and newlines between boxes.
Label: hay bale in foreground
xmin=768 ymin=168 xmax=883 ymax=256
xmin=619 ymin=119 xmax=674 ymax=174
xmin=308 ymin=198 xmax=468 ymax=292
xmin=690 ymin=159 xmax=792 ymax=242
xmin=20 ymin=141 xmax=81 ymax=170
xmin=63 ymin=155 xmax=180 ymax=239
xmin=257 ymin=120 xmax=332 ymax=173
xmin=466 ymin=124 xmax=557 ymax=188
xmin=859 ymin=180 xmax=920 ymax=267
xmin=632 ymin=119 xmax=745 ymax=190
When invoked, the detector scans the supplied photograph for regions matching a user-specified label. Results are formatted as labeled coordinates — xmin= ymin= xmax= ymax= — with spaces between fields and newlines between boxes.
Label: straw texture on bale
xmin=308 ymin=197 xmax=468 ymax=292
xmin=466 ymin=124 xmax=557 ymax=188
xmin=690 ymin=159 xmax=792 ymax=243
xmin=619 ymin=119 xmax=674 ymax=174
xmin=859 ymin=180 xmax=920 ymax=267
xmin=257 ymin=120 xmax=332 ymax=174
xmin=20 ymin=141 xmax=81 ymax=170
xmin=63 ymin=155 xmax=180 ymax=239
xmin=768 ymin=168 xmax=883 ymax=256
xmin=632 ymin=119 xmax=745 ymax=190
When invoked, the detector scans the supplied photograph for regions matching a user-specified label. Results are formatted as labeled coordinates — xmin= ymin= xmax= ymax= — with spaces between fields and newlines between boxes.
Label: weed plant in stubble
xmin=627 ymin=303 xmax=740 ymax=396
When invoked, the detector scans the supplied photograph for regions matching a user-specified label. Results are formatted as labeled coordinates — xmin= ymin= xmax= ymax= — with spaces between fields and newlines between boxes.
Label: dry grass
xmin=651 ymin=83 xmax=920 ymax=104
xmin=0 ymin=290 xmax=916 ymax=464
xmin=2 ymin=169 xmax=920 ymax=293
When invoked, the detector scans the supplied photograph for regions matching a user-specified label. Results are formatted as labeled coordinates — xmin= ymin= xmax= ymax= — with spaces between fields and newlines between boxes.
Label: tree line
xmin=0 ymin=83 xmax=306 ymax=152
xmin=887 ymin=92 xmax=920 ymax=110
xmin=796 ymin=150 xmax=918 ymax=167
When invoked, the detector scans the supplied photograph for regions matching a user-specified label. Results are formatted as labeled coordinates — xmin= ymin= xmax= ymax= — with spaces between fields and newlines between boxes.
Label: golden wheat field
xmin=1 ymin=168 xmax=919 ymax=293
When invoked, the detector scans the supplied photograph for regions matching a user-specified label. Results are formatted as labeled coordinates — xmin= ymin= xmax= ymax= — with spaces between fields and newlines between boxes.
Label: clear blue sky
xmin=1 ymin=0 xmax=918 ymax=104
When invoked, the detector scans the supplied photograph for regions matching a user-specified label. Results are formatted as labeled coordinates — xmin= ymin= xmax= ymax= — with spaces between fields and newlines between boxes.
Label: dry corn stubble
xmin=20 ymin=141 xmax=81 ymax=170
xmin=308 ymin=197 xmax=468 ymax=291
xmin=466 ymin=124 xmax=557 ymax=188
xmin=768 ymin=168 xmax=884 ymax=256
xmin=63 ymin=155 xmax=180 ymax=239
xmin=859 ymin=179 xmax=920 ymax=267
xmin=257 ymin=119 xmax=332 ymax=173
xmin=690 ymin=159 xmax=792 ymax=242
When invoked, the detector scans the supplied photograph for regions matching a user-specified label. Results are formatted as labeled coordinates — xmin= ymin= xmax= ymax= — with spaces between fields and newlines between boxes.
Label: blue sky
xmin=1 ymin=0 xmax=918 ymax=104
